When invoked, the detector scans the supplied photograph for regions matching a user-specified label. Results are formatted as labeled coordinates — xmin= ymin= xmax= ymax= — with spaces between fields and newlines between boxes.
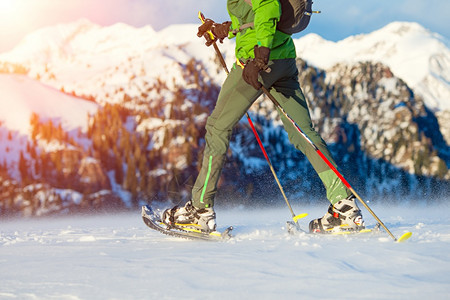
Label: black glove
xmin=197 ymin=20 xmax=231 ymax=46
xmin=242 ymin=46 xmax=271 ymax=90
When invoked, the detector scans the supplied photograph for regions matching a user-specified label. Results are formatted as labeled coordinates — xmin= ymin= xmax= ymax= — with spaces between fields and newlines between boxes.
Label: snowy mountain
xmin=0 ymin=20 xmax=449 ymax=216
xmin=0 ymin=73 xmax=97 ymax=181
xmin=0 ymin=19 xmax=229 ymax=104
xmin=295 ymin=22 xmax=450 ymax=145
xmin=0 ymin=74 xmax=97 ymax=136
xmin=2 ymin=20 xmax=448 ymax=109
xmin=295 ymin=22 xmax=450 ymax=112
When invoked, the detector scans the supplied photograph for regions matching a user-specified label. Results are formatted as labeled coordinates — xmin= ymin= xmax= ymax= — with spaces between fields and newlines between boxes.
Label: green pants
xmin=192 ymin=58 xmax=351 ymax=208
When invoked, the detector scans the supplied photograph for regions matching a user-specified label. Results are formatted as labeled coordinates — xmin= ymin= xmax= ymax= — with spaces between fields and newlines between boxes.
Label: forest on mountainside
xmin=2 ymin=55 xmax=448 ymax=217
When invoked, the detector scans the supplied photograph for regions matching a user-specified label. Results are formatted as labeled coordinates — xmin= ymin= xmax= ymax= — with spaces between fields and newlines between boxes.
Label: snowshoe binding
xmin=162 ymin=200 xmax=216 ymax=233
xmin=309 ymin=195 xmax=365 ymax=234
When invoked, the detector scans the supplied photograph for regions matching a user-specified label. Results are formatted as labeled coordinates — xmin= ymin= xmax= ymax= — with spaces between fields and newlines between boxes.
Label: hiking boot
xmin=162 ymin=200 xmax=216 ymax=232
xmin=309 ymin=195 xmax=365 ymax=233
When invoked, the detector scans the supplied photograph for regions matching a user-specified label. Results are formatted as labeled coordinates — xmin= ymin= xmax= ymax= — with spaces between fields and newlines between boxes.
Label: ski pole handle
xmin=198 ymin=11 xmax=229 ymax=74
xmin=198 ymin=11 xmax=215 ymax=41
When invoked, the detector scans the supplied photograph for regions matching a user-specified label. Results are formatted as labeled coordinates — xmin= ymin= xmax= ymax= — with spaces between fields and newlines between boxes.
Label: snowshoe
xmin=142 ymin=205 xmax=232 ymax=241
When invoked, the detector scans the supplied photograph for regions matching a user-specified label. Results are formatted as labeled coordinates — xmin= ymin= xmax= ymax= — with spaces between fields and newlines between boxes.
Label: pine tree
xmin=19 ymin=151 xmax=28 ymax=184
xmin=437 ymin=159 xmax=448 ymax=179
xmin=124 ymin=153 xmax=137 ymax=199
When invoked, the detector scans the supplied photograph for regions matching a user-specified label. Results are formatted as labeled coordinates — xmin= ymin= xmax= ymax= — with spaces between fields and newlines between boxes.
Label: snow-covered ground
xmin=1 ymin=203 xmax=449 ymax=299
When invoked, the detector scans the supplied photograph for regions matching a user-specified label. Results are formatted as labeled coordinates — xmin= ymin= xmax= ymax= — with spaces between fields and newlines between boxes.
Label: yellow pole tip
xmin=293 ymin=213 xmax=308 ymax=222
xmin=397 ymin=232 xmax=412 ymax=243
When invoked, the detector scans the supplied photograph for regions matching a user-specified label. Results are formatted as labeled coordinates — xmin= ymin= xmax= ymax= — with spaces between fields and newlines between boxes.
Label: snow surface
xmin=1 ymin=204 xmax=449 ymax=299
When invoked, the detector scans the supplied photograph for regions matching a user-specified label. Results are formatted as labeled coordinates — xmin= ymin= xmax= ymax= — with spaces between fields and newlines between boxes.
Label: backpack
xmin=278 ymin=0 xmax=315 ymax=34
xmin=240 ymin=0 xmax=318 ymax=35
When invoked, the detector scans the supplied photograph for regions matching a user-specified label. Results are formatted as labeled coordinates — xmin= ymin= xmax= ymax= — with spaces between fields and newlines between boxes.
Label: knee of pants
xmin=287 ymin=133 xmax=308 ymax=154
xmin=204 ymin=122 xmax=232 ymax=156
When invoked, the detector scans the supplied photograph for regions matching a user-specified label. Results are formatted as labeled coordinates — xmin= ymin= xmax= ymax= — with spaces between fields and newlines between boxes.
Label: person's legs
xmin=260 ymin=59 xmax=365 ymax=233
xmin=163 ymin=64 xmax=261 ymax=231
xmin=191 ymin=65 xmax=262 ymax=209
xmin=260 ymin=59 xmax=351 ymax=205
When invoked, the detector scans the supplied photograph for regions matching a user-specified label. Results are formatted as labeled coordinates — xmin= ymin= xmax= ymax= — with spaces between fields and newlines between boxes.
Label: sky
xmin=0 ymin=0 xmax=449 ymax=53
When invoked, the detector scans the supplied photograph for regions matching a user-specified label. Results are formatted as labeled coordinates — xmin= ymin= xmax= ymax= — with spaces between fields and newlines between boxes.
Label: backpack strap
xmin=230 ymin=0 xmax=253 ymax=35
xmin=232 ymin=0 xmax=319 ymax=35
xmin=231 ymin=22 xmax=254 ymax=35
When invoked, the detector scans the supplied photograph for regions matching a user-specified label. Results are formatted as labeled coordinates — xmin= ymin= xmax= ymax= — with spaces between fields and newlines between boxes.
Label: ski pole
xmin=198 ymin=11 xmax=307 ymax=227
xmin=260 ymin=86 xmax=412 ymax=242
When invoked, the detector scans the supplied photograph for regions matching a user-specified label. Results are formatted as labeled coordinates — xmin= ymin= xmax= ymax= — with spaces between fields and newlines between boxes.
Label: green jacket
xmin=227 ymin=0 xmax=296 ymax=61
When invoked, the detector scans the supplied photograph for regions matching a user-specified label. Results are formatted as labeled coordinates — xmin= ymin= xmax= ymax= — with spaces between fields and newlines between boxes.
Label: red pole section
xmin=246 ymin=114 xmax=270 ymax=163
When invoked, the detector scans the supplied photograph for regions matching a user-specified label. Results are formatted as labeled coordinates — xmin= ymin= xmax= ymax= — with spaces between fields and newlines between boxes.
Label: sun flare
xmin=0 ymin=0 xmax=16 ymax=11
xmin=0 ymin=0 xmax=31 ymax=31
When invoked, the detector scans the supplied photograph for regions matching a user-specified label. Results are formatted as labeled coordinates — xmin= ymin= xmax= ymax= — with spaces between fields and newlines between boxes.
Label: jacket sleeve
xmin=252 ymin=0 xmax=281 ymax=48
xmin=228 ymin=12 xmax=240 ymax=39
